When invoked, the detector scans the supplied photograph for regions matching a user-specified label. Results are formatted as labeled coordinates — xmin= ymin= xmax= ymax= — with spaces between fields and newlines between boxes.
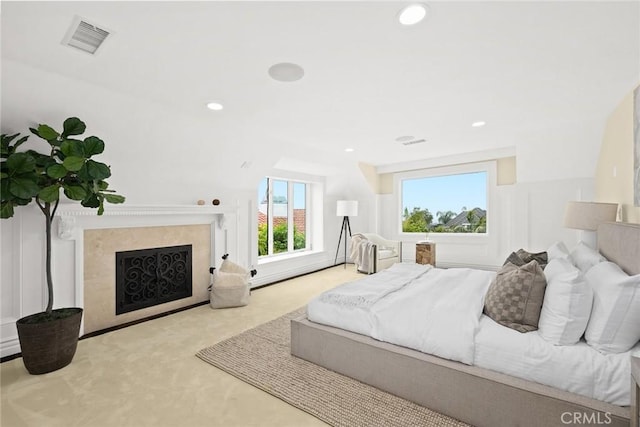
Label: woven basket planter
xmin=16 ymin=308 xmax=83 ymax=375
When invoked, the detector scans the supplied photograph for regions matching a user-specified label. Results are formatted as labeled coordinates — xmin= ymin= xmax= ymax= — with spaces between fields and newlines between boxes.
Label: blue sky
xmin=402 ymin=172 xmax=486 ymax=215
xmin=258 ymin=173 xmax=486 ymax=214
xmin=258 ymin=178 xmax=306 ymax=208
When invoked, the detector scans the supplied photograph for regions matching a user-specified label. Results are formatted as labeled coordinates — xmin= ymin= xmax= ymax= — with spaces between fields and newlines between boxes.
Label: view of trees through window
xmin=258 ymin=178 xmax=307 ymax=256
xmin=401 ymin=171 xmax=487 ymax=233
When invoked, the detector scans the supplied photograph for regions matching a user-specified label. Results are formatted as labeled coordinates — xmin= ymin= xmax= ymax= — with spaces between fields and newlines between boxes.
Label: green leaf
xmin=0 ymin=172 xmax=7 ymax=179
xmin=62 ymin=117 xmax=86 ymax=137
xmin=38 ymin=185 xmax=60 ymax=203
xmin=35 ymin=124 xmax=59 ymax=142
xmin=86 ymin=160 xmax=111 ymax=180
xmin=14 ymin=197 xmax=31 ymax=206
xmin=63 ymin=185 xmax=87 ymax=201
xmin=9 ymin=177 xmax=39 ymax=199
xmin=0 ymin=202 xmax=15 ymax=219
xmin=6 ymin=153 xmax=36 ymax=174
xmin=81 ymin=194 xmax=100 ymax=208
xmin=0 ymin=177 xmax=10 ymax=200
xmin=104 ymin=193 xmax=125 ymax=204
xmin=13 ymin=135 xmax=29 ymax=150
xmin=62 ymin=156 xmax=85 ymax=172
xmin=82 ymin=136 xmax=104 ymax=157
xmin=46 ymin=164 xmax=68 ymax=179
xmin=60 ymin=139 xmax=85 ymax=157
xmin=1 ymin=134 xmax=29 ymax=155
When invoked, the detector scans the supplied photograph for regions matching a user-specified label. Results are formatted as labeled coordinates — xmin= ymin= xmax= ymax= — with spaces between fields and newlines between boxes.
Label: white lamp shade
xmin=336 ymin=200 xmax=358 ymax=217
xmin=563 ymin=201 xmax=618 ymax=231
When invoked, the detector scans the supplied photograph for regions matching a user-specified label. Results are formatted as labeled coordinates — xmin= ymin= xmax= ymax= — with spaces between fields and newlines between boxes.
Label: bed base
xmin=291 ymin=316 xmax=629 ymax=427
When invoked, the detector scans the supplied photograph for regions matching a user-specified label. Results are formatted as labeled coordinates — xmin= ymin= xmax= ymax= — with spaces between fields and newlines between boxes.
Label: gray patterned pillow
xmin=516 ymin=249 xmax=548 ymax=270
xmin=503 ymin=249 xmax=548 ymax=270
xmin=484 ymin=261 xmax=547 ymax=333
xmin=503 ymin=252 xmax=526 ymax=267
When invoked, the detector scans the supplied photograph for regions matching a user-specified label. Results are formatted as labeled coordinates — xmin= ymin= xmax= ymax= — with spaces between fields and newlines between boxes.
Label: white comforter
xmin=306 ymin=263 xmax=636 ymax=405
xmin=307 ymin=263 xmax=432 ymax=336
xmin=371 ymin=267 xmax=494 ymax=364
xmin=308 ymin=263 xmax=495 ymax=364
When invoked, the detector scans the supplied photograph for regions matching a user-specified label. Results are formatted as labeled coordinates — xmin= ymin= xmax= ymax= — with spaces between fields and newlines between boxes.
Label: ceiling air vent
xmin=401 ymin=139 xmax=426 ymax=146
xmin=62 ymin=16 xmax=111 ymax=55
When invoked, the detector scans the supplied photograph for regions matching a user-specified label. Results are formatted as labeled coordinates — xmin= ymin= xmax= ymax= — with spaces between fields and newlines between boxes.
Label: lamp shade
xmin=336 ymin=200 xmax=358 ymax=217
xmin=563 ymin=201 xmax=618 ymax=231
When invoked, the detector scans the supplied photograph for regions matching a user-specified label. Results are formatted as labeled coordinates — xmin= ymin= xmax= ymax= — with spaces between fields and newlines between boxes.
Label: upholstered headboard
xmin=597 ymin=221 xmax=640 ymax=275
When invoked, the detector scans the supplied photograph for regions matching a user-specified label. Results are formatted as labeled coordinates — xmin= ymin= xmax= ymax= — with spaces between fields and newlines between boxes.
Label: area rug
xmin=196 ymin=307 xmax=468 ymax=427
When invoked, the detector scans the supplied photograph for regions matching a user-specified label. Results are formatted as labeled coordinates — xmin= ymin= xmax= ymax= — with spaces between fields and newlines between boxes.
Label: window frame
xmin=259 ymin=177 xmax=311 ymax=259
xmin=395 ymin=161 xmax=496 ymax=241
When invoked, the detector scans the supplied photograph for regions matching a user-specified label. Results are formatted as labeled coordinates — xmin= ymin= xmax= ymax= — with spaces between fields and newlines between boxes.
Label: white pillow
xmin=547 ymin=241 xmax=571 ymax=261
xmin=538 ymin=258 xmax=593 ymax=345
xmin=584 ymin=261 xmax=640 ymax=354
xmin=570 ymin=241 xmax=606 ymax=273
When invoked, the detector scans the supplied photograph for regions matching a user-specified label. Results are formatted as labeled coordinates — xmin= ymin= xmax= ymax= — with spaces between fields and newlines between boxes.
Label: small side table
xmin=632 ymin=356 xmax=639 ymax=427
xmin=416 ymin=242 xmax=436 ymax=266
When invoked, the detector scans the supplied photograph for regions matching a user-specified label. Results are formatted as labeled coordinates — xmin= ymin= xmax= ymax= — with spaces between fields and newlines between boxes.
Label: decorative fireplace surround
xmin=55 ymin=204 xmax=237 ymax=335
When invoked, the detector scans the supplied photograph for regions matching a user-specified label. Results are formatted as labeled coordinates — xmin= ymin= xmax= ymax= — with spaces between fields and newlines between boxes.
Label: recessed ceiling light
xmin=471 ymin=121 xmax=486 ymax=127
xmin=398 ymin=4 xmax=429 ymax=26
xmin=268 ymin=63 xmax=305 ymax=82
xmin=345 ymin=148 xmax=355 ymax=152
xmin=206 ymin=102 xmax=224 ymax=111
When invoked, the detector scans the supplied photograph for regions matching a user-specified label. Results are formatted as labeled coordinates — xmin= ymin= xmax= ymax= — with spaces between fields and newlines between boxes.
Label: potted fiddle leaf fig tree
xmin=0 ymin=117 xmax=125 ymax=374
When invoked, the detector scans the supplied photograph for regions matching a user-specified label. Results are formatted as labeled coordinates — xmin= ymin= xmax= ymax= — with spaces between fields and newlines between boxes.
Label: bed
xmin=291 ymin=221 xmax=640 ymax=427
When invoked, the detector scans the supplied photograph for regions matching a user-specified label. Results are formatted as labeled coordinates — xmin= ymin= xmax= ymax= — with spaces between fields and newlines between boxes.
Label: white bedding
xmin=307 ymin=263 xmax=636 ymax=406
xmin=475 ymin=315 xmax=639 ymax=406
xmin=307 ymin=262 xmax=432 ymax=336
xmin=370 ymin=267 xmax=494 ymax=364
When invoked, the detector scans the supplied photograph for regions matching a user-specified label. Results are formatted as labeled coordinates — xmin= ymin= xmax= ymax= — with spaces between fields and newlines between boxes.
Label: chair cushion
xmin=377 ymin=249 xmax=396 ymax=260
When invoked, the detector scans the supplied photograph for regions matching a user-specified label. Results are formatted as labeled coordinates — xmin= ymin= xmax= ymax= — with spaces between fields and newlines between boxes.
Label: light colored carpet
xmin=196 ymin=308 xmax=469 ymax=427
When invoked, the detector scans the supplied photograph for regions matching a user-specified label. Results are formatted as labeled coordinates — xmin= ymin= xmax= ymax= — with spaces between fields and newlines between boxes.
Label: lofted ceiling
xmin=1 ymin=1 xmax=639 ymax=182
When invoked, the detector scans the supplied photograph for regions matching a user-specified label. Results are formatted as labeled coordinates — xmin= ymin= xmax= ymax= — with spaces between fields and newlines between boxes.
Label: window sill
xmin=401 ymin=233 xmax=490 ymax=245
xmin=258 ymin=249 xmax=324 ymax=265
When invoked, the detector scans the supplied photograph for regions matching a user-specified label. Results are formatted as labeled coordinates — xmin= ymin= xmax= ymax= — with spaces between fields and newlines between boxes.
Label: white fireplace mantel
xmin=57 ymin=204 xmax=233 ymax=217
xmin=56 ymin=204 xmax=234 ymax=240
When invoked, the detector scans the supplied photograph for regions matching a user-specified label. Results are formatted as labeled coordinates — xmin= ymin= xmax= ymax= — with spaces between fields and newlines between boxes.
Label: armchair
xmin=350 ymin=233 xmax=402 ymax=274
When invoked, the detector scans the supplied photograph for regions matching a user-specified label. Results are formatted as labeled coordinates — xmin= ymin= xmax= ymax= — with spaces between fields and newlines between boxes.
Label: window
xmin=258 ymin=177 xmax=309 ymax=257
xmin=401 ymin=171 xmax=487 ymax=234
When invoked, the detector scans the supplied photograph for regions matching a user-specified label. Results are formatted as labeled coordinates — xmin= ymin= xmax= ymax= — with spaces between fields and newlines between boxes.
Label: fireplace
xmin=80 ymin=223 xmax=212 ymax=334
xmin=115 ymin=244 xmax=193 ymax=315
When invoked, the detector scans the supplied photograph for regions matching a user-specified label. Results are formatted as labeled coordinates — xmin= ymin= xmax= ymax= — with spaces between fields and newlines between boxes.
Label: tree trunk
xmin=43 ymin=202 xmax=53 ymax=314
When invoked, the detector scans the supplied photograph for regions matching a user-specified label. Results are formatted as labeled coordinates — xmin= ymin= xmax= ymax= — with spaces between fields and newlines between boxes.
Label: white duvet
xmin=306 ymin=263 xmax=635 ymax=405
xmin=371 ymin=267 xmax=494 ymax=364
xmin=308 ymin=263 xmax=494 ymax=364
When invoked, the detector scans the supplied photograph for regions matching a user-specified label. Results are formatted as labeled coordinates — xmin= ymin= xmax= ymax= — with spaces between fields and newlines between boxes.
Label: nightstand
xmin=632 ymin=355 xmax=639 ymax=427
xmin=416 ymin=242 xmax=436 ymax=266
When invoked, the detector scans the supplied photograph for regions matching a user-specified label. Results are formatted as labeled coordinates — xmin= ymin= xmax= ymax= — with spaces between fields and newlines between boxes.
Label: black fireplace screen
xmin=115 ymin=244 xmax=192 ymax=315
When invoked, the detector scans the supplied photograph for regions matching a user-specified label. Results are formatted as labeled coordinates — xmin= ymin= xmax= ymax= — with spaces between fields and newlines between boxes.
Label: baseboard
xmin=251 ymin=257 xmax=336 ymax=288
xmin=0 ymin=337 xmax=21 ymax=361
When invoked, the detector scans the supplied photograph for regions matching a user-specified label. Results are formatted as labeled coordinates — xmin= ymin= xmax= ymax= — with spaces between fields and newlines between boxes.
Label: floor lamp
xmin=334 ymin=200 xmax=358 ymax=268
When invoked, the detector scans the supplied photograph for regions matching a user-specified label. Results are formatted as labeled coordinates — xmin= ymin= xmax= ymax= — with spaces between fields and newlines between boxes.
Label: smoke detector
xmin=62 ymin=16 xmax=111 ymax=55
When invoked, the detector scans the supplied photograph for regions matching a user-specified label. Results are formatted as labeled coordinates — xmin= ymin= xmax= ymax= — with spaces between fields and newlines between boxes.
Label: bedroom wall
xmin=595 ymin=86 xmax=640 ymax=223
xmin=370 ymin=152 xmax=594 ymax=269
xmin=0 ymin=59 xmax=379 ymax=356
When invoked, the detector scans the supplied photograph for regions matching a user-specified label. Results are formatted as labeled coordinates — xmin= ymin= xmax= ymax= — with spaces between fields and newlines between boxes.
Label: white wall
xmin=0 ymin=58 xmax=603 ymax=357
xmin=372 ymin=162 xmax=593 ymax=270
